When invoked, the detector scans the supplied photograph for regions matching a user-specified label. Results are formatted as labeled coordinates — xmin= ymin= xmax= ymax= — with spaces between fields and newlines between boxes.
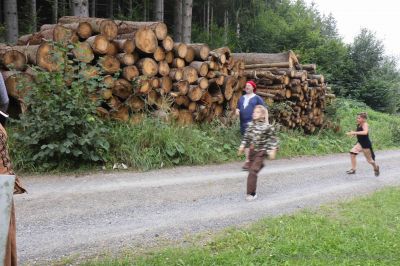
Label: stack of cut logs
xmin=0 ymin=16 xmax=246 ymax=125
xmin=232 ymin=51 xmax=335 ymax=133
xmin=0 ymin=16 xmax=333 ymax=132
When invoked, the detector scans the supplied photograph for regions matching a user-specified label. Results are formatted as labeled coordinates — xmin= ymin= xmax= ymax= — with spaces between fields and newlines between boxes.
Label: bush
xmin=12 ymin=45 xmax=110 ymax=170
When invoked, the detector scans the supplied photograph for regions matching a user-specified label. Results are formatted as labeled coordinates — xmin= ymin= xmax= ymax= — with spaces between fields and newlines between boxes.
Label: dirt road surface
xmin=15 ymin=150 xmax=400 ymax=264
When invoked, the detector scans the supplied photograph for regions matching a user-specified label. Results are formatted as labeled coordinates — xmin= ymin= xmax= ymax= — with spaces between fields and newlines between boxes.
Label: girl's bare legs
xmin=245 ymin=148 xmax=250 ymax=163
xmin=350 ymin=153 xmax=357 ymax=170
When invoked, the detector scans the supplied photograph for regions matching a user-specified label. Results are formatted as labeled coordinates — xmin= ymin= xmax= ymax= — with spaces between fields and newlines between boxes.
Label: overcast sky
xmin=304 ymin=0 xmax=399 ymax=57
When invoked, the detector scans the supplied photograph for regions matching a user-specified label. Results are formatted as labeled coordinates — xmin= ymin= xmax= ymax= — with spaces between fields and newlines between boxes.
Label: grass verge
xmin=83 ymin=186 xmax=400 ymax=265
xmin=8 ymin=98 xmax=400 ymax=173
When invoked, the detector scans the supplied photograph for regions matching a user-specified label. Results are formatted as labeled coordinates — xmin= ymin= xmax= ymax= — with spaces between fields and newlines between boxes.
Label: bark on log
xmin=187 ymin=43 xmax=210 ymax=60
xmin=232 ymin=51 xmax=298 ymax=68
xmin=169 ymin=68 xmax=183 ymax=81
xmin=115 ymin=20 xmax=168 ymax=40
xmin=171 ymin=58 xmax=185 ymax=68
xmin=113 ymin=39 xmax=135 ymax=53
xmin=58 ymin=16 xmax=118 ymax=40
xmin=116 ymin=53 xmax=136 ymax=66
xmin=189 ymin=61 xmax=208 ymax=77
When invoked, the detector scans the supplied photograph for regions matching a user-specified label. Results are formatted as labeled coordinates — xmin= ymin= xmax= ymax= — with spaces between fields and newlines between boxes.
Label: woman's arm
xmin=355 ymin=123 xmax=369 ymax=135
xmin=346 ymin=123 xmax=369 ymax=136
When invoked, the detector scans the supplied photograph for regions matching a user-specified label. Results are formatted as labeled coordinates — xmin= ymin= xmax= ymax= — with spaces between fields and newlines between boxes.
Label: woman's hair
xmin=358 ymin=112 xmax=368 ymax=119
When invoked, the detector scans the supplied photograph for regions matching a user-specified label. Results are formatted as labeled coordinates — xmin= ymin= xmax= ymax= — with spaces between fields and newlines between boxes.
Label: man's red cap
xmin=245 ymin=80 xmax=257 ymax=92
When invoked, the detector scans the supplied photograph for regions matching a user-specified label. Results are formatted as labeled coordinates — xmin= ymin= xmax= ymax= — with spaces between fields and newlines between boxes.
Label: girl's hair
xmin=358 ymin=112 xmax=368 ymax=119
xmin=254 ymin=105 xmax=267 ymax=118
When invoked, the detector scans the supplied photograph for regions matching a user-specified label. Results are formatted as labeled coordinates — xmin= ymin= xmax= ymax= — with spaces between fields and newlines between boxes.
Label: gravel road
xmin=14 ymin=150 xmax=400 ymax=264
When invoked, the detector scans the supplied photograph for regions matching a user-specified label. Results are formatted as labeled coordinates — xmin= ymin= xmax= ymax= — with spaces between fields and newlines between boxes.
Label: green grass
xmin=82 ymin=187 xmax=400 ymax=266
xmin=8 ymin=98 xmax=400 ymax=173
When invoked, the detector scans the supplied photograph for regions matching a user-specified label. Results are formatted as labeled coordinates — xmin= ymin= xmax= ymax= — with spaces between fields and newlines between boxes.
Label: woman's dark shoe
xmin=374 ymin=165 xmax=380 ymax=176
xmin=346 ymin=169 xmax=356 ymax=174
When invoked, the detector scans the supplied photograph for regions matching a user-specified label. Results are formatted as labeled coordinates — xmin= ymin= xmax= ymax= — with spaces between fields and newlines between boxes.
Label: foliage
xmin=9 ymin=98 xmax=400 ymax=173
xmin=83 ymin=187 xmax=400 ymax=265
xmin=11 ymin=44 xmax=110 ymax=170
xmin=104 ymin=118 xmax=241 ymax=171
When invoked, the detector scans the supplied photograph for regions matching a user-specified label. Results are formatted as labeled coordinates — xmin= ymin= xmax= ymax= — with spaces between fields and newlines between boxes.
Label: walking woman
xmin=346 ymin=112 xmax=380 ymax=176
xmin=236 ymin=80 xmax=267 ymax=170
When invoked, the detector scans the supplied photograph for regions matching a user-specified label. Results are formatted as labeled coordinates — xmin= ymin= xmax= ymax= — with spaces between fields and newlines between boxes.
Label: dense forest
xmin=1 ymin=0 xmax=399 ymax=113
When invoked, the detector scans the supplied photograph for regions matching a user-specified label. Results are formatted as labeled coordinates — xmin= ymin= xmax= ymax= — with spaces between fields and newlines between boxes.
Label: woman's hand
xmin=346 ymin=131 xmax=356 ymax=136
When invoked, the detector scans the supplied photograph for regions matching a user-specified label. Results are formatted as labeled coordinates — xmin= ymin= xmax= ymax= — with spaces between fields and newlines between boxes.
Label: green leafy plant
xmin=12 ymin=44 xmax=110 ymax=170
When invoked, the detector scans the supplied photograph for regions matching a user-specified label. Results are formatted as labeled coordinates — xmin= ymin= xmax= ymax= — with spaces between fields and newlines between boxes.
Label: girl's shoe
xmin=246 ymin=194 xmax=257 ymax=201
xmin=346 ymin=169 xmax=356 ymax=174
xmin=242 ymin=161 xmax=250 ymax=171
xmin=374 ymin=165 xmax=380 ymax=176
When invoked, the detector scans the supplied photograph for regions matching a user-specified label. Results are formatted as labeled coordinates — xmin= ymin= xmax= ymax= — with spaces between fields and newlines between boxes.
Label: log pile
xmin=0 ymin=16 xmax=245 ymax=125
xmin=1 ymin=17 xmax=333 ymax=132
xmin=232 ymin=51 xmax=334 ymax=133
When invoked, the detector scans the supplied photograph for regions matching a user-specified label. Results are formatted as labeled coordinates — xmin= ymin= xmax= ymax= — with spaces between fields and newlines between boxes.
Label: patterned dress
xmin=1 ymin=124 xmax=25 ymax=266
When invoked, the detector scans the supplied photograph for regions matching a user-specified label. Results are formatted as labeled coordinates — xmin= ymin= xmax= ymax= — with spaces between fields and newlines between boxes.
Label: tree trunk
xmin=90 ymin=0 xmax=96 ymax=17
xmin=154 ymin=0 xmax=164 ymax=21
xmin=72 ymin=0 xmax=89 ymax=17
xmin=182 ymin=0 xmax=193 ymax=43
xmin=174 ymin=0 xmax=182 ymax=42
xmin=109 ymin=0 xmax=113 ymax=18
xmin=4 ymin=0 xmax=19 ymax=44
xmin=40 ymin=23 xmax=92 ymax=40
xmin=53 ymin=0 xmax=58 ymax=23
xmin=31 ymin=0 xmax=37 ymax=32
